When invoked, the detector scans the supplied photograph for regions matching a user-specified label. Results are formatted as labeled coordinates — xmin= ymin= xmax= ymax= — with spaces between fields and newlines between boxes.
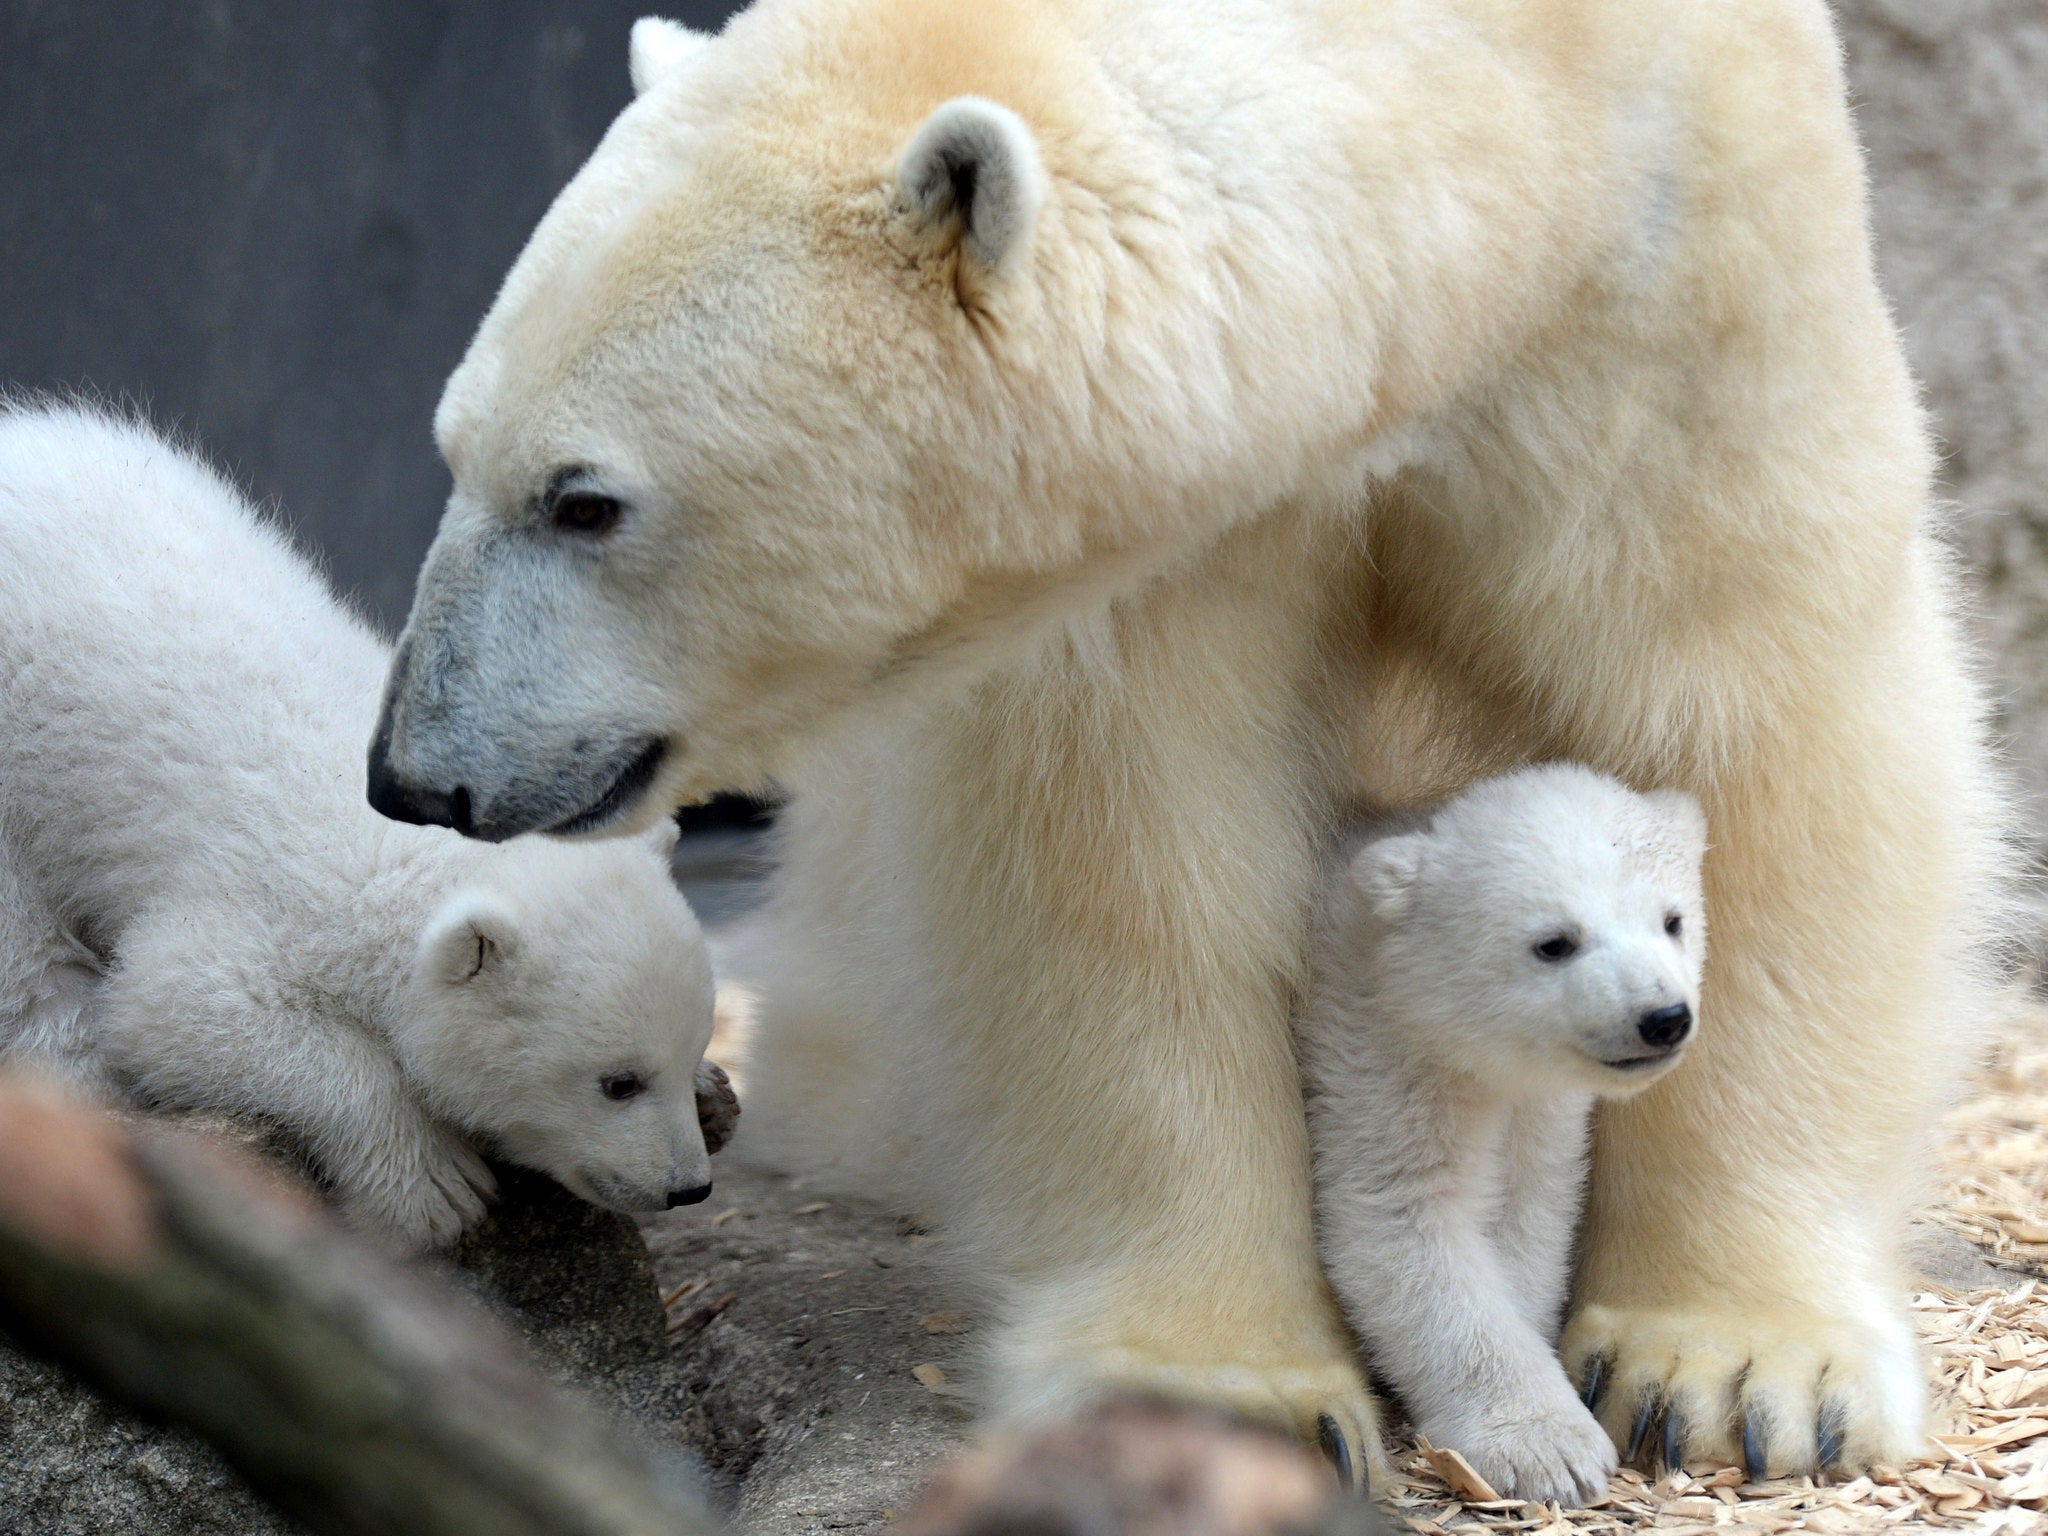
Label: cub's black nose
xmin=665 ymin=1182 xmax=713 ymax=1208
xmin=1638 ymin=1002 xmax=1693 ymax=1049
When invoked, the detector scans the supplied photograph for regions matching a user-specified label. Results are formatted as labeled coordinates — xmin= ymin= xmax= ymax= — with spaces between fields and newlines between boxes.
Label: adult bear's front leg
xmin=1560 ymin=553 xmax=2002 ymax=1477
xmin=880 ymin=533 xmax=1376 ymax=1470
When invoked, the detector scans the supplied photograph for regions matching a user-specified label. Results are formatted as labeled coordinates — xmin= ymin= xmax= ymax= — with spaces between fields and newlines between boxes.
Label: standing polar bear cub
xmin=0 ymin=405 xmax=730 ymax=1249
xmin=1301 ymin=766 xmax=1707 ymax=1502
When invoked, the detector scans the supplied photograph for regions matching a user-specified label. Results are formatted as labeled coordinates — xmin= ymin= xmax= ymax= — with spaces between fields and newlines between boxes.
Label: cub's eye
xmin=553 ymin=491 xmax=622 ymax=536
xmin=1532 ymin=934 xmax=1578 ymax=962
xmin=1665 ymin=912 xmax=1684 ymax=939
xmin=599 ymin=1072 xmax=645 ymax=1102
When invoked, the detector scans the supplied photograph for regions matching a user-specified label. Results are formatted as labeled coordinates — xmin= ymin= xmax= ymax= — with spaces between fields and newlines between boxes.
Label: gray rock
xmin=640 ymin=1163 xmax=969 ymax=1532
xmin=0 ymin=1346 xmax=297 ymax=1536
xmin=444 ymin=1164 xmax=671 ymax=1383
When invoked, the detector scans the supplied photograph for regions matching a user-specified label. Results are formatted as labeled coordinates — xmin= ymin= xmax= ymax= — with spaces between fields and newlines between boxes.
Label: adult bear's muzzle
xmin=366 ymin=698 xmax=481 ymax=836
xmin=366 ymin=653 xmax=670 ymax=843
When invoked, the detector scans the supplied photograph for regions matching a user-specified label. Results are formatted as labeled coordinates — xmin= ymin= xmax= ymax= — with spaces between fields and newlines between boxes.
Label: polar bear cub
xmin=1299 ymin=765 xmax=1707 ymax=1504
xmin=0 ymin=403 xmax=729 ymax=1250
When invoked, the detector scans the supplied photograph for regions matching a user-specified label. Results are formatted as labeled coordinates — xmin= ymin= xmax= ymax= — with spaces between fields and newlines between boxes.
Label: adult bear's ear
xmin=897 ymin=96 xmax=1045 ymax=273
xmin=1351 ymin=835 xmax=1427 ymax=921
xmin=421 ymin=894 xmax=520 ymax=985
xmin=629 ymin=17 xmax=711 ymax=96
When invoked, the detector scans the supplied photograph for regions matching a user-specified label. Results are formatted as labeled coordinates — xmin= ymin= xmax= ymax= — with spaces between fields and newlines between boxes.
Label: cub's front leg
xmin=1490 ymin=1097 xmax=1596 ymax=1343
xmin=1308 ymin=1065 xmax=1613 ymax=1505
xmin=98 ymin=913 xmax=494 ymax=1250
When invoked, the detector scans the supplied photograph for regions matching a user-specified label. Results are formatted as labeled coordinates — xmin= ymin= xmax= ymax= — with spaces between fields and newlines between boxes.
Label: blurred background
xmin=2 ymin=0 xmax=739 ymax=627
xmin=0 ymin=0 xmax=761 ymax=862
xmin=0 ymin=1 xmax=2043 ymax=891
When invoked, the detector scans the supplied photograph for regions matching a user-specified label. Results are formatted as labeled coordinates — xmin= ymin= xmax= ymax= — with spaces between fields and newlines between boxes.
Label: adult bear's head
xmin=369 ymin=2 xmax=1369 ymax=838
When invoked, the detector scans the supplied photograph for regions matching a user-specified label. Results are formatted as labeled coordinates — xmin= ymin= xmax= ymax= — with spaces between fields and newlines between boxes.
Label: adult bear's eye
xmin=1532 ymin=934 xmax=1578 ymax=962
xmin=1665 ymin=912 xmax=1684 ymax=938
xmin=600 ymin=1072 xmax=645 ymax=1102
xmin=553 ymin=491 xmax=623 ymax=535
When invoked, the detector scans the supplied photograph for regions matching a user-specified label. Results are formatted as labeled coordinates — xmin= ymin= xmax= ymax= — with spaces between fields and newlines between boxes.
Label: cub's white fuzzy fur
xmin=1301 ymin=766 xmax=1707 ymax=1503
xmin=0 ymin=404 xmax=720 ymax=1249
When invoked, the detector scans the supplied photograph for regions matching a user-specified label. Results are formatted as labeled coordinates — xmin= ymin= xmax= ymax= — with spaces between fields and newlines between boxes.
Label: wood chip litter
xmin=1380 ymin=1000 xmax=2048 ymax=1536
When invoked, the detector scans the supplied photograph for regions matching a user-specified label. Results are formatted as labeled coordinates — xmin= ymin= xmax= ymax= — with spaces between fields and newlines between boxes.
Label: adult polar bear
xmin=368 ymin=0 xmax=2003 ymax=1478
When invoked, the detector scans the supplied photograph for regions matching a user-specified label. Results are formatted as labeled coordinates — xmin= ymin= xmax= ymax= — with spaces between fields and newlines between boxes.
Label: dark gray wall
xmin=0 ymin=0 xmax=739 ymax=630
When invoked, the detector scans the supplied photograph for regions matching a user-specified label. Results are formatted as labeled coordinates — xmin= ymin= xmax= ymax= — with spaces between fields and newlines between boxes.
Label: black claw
xmin=1742 ymin=1412 xmax=1767 ymax=1482
xmin=1662 ymin=1405 xmax=1684 ymax=1474
xmin=1625 ymin=1392 xmax=1660 ymax=1463
xmin=1317 ymin=1413 xmax=1357 ymax=1493
xmin=1817 ymin=1402 xmax=1845 ymax=1472
xmin=1580 ymin=1354 xmax=1609 ymax=1412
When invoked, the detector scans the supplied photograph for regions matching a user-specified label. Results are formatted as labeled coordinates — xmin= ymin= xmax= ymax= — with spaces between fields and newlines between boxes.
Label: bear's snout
xmin=367 ymin=752 xmax=475 ymax=836
xmin=1637 ymin=1001 xmax=1693 ymax=1050
xmin=665 ymin=1181 xmax=714 ymax=1208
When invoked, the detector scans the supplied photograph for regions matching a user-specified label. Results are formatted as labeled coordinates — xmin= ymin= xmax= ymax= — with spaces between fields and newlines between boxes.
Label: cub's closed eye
xmin=553 ymin=491 xmax=623 ymax=535
xmin=1532 ymin=934 xmax=1578 ymax=962
xmin=1665 ymin=912 xmax=1683 ymax=938
xmin=599 ymin=1072 xmax=645 ymax=1102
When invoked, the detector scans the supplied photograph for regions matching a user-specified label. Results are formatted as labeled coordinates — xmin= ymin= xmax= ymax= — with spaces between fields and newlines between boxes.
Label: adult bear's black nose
xmin=1638 ymin=1002 xmax=1693 ymax=1049
xmin=366 ymin=737 xmax=472 ymax=834
xmin=665 ymin=1182 xmax=713 ymax=1209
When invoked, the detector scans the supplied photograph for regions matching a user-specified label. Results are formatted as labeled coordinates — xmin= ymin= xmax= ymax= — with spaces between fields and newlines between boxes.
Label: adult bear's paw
xmin=1562 ymin=1301 xmax=1926 ymax=1479
xmin=988 ymin=1336 xmax=1381 ymax=1491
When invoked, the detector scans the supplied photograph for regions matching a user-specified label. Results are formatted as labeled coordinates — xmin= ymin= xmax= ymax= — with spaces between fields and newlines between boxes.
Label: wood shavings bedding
xmin=1383 ymin=1003 xmax=2048 ymax=1536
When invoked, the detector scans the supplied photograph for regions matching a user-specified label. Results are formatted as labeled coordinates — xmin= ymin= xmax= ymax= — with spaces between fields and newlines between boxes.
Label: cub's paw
xmin=1563 ymin=1302 xmax=1925 ymax=1478
xmin=1424 ymin=1395 xmax=1617 ymax=1507
xmin=340 ymin=1128 xmax=497 ymax=1252
xmin=695 ymin=1058 xmax=740 ymax=1155
xmin=990 ymin=1341 xmax=1380 ymax=1492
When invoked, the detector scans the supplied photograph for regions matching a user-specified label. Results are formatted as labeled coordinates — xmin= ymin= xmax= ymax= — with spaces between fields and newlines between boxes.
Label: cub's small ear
xmin=897 ymin=96 xmax=1045 ymax=272
xmin=629 ymin=16 xmax=710 ymax=96
xmin=421 ymin=895 xmax=520 ymax=986
xmin=1351 ymin=834 xmax=1427 ymax=921
xmin=1644 ymin=788 xmax=1708 ymax=862
xmin=646 ymin=815 xmax=682 ymax=862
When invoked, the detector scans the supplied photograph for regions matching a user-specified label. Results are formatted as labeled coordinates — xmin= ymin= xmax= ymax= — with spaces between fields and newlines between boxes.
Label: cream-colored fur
xmin=371 ymin=0 xmax=2007 ymax=1474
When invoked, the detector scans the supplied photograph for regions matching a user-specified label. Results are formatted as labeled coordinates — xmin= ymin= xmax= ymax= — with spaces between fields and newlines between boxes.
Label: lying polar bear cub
xmin=1299 ymin=764 xmax=1707 ymax=1504
xmin=0 ymin=404 xmax=733 ymax=1250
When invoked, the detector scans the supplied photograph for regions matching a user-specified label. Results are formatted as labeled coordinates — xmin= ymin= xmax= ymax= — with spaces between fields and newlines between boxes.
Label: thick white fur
xmin=1301 ymin=766 xmax=1707 ymax=1502
xmin=0 ymin=405 xmax=719 ymax=1249
xmin=375 ymin=0 xmax=2007 ymax=1466
xmin=630 ymin=18 xmax=712 ymax=97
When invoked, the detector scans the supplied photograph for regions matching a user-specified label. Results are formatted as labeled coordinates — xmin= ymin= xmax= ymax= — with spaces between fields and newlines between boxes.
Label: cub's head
xmin=1350 ymin=765 xmax=1708 ymax=1097
xmin=367 ymin=6 xmax=1290 ymax=841
xmin=393 ymin=823 xmax=721 ymax=1211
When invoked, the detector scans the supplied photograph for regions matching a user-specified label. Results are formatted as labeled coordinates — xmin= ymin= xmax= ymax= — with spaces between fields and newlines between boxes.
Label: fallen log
xmin=0 ymin=1074 xmax=714 ymax=1536
xmin=0 ymin=1074 xmax=1379 ymax=1536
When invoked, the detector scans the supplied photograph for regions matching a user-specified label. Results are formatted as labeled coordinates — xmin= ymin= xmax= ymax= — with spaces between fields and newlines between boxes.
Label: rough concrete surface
xmin=641 ymin=1163 xmax=970 ymax=1533
xmin=0 ymin=1347 xmax=297 ymax=1536
xmin=1837 ymin=0 xmax=2048 ymax=855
